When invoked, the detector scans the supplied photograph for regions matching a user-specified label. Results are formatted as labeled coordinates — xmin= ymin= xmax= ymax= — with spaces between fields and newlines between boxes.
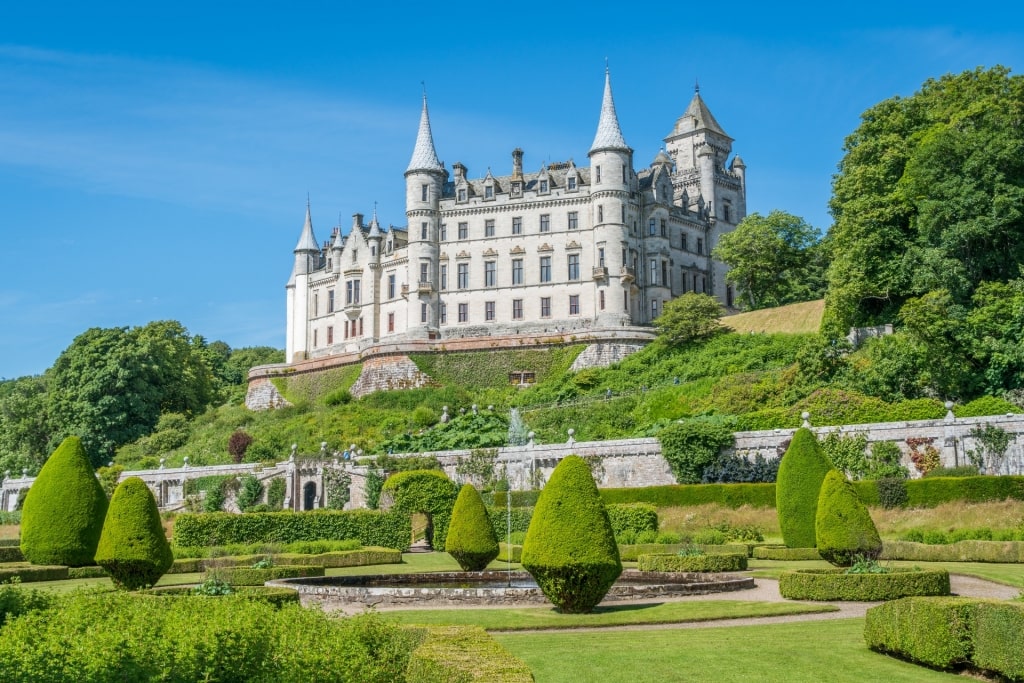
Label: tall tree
xmin=713 ymin=210 xmax=824 ymax=310
xmin=825 ymin=66 xmax=1024 ymax=336
xmin=0 ymin=375 xmax=52 ymax=475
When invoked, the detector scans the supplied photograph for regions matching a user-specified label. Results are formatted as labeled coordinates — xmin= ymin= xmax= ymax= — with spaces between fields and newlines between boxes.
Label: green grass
xmin=495 ymin=618 xmax=961 ymax=683
xmin=383 ymin=600 xmax=836 ymax=631
xmin=326 ymin=552 xmax=522 ymax=576
xmin=748 ymin=558 xmax=1024 ymax=588
xmin=723 ymin=299 xmax=825 ymax=334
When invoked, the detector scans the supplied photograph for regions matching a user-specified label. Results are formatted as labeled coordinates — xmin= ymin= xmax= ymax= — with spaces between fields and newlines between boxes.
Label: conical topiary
xmin=445 ymin=484 xmax=500 ymax=571
xmin=815 ymin=469 xmax=883 ymax=566
xmin=776 ymin=428 xmax=834 ymax=548
xmin=20 ymin=436 xmax=108 ymax=567
xmin=521 ymin=455 xmax=621 ymax=613
xmin=95 ymin=477 xmax=174 ymax=590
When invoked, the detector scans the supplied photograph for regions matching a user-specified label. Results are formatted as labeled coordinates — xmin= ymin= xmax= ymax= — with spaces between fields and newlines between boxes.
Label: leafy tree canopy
xmin=824 ymin=66 xmax=1024 ymax=336
xmin=653 ymin=293 xmax=724 ymax=346
xmin=713 ymin=210 xmax=826 ymax=310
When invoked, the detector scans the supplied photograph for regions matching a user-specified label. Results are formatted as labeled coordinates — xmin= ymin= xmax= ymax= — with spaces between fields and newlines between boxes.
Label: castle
xmin=285 ymin=70 xmax=746 ymax=363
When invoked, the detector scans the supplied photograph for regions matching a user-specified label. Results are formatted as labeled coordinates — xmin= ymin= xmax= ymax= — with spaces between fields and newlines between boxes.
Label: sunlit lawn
xmin=381 ymin=600 xmax=836 ymax=630
xmin=495 ymin=618 xmax=962 ymax=683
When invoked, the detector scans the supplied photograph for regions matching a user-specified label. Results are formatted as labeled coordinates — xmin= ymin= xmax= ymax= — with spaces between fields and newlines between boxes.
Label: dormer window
xmin=567 ymin=176 xmax=577 ymax=191
xmin=539 ymin=179 xmax=549 ymax=193
xmin=484 ymin=185 xmax=494 ymax=199
xmin=457 ymin=188 xmax=467 ymax=202
xmin=511 ymin=181 xmax=521 ymax=195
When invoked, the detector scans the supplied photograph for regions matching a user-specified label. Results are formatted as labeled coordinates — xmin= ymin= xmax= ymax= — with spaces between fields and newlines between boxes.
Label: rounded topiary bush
xmin=445 ymin=484 xmax=500 ymax=571
xmin=21 ymin=436 xmax=109 ymax=567
xmin=816 ymin=469 xmax=883 ymax=566
xmin=381 ymin=469 xmax=459 ymax=547
xmin=776 ymin=428 xmax=833 ymax=548
xmin=521 ymin=455 xmax=622 ymax=613
xmin=95 ymin=477 xmax=174 ymax=590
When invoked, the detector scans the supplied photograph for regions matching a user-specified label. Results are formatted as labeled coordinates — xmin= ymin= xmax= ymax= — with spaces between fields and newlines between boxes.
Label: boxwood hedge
xmin=973 ymin=600 xmax=1024 ymax=680
xmin=445 ymin=485 xmax=500 ymax=571
xmin=637 ymin=553 xmax=747 ymax=572
xmin=218 ymin=565 xmax=324 ymax=585
xmin=599 ymin=483 xmax=776 ymax=508
xmin=880 ymin=540 xmax=1024 ymax=563
xmin=95 ymin=477 xmax=174 ymax=590
xmin=776 ymin=428 xmax=834 ymax=548
xmin=172 ymin=510 xmax=411 ymax=551
xmin=751 ymin=546 xmax=821 ymax=561
xmin=619 ymin=543 xmax=751 ymax=562
xmin=0 ymin=546 xmax=24 ymax=563
xmin=0 ymin=565 xmax=69 ymax=583
xmin=142 ymin=586 xmax=302 ymax=607
xmin=167 ymin=547 xmax=402 ymax=574
xmin=779 ymin=568 xmax=950 ymax=601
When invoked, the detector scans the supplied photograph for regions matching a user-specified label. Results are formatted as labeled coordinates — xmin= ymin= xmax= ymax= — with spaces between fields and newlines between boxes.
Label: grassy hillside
xmin=722 ymin=299 xmax=824 ymax=334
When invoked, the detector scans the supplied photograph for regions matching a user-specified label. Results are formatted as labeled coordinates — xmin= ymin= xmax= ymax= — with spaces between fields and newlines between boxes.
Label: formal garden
xmin=0 ymin=431 xmax=1022 ymax=682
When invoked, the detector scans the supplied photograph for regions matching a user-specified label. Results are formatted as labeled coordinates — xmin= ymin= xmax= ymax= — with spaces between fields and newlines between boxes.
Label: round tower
xmin=404 ymin=93 xmax=446 ymax=339
xmin=286 ymin=202 xmax=319 ymax=362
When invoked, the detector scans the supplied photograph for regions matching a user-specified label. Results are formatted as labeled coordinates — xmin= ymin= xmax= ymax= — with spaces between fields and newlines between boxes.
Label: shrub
xmin=972 ymin=601 xmax=1024 ymax=680
xmin=657 ymin=418 xmax=735 ymax=484
xmin=875 ymin=477 xmax=909 ymax=508
xmin=864 ymin=597 xmax=979 ymax=669
xmin=236 ymin=475 xmax=264 ymax=512
xmin=619 ymin=543 xmax=750 ymax=562
xmin=904 ymin=475 xmax=1024 ymax=506
xmin=638 ymin=553 xmax=747 ymax=572
xmin=521 ymin=455 xmax=621 ymax=613
xmin=217 ymin=565 xmax=324 ymax=585
xmin=955 ymin=395 xmax=1019 ymax=418
xmin=692 ymin=529 xmax=728 ymax=545
xmin=924 ymin=465 xmax=981 ymax=478
xmin=751 ymin=546 xmax=821 ymax=561
xmin=0 ymin=546 xmax=24 ymax=562
xmin=815 ymin=470 xmax=882 ymax=567
xmin=776 ymin=428 xmax=833 ymax=548
xmin=266 ymin=478 xmax=287 ymax=510
xmin=0 ymin=581 xmax=53 ymax=627
xmin=94 ymin=477 xmax=174 ymax=590
xmin=445 ymin=484 xmax=500 ymax=571
xmin=605 ymin=503 xmax=659 ymax=537
xmin=172 ymin=510 xmax=412 ymax=551
xmin=487 ymin=506 xmax=533 ymax=541
xmin=227 ymin=430 xmax=253 ymax=463
xmin=405 ymin=625 xmax=534 ymax=683
xmin=600 ymin=483 xmax=776 ymax=508
xmin=382 ymin=470 xmax=459 ymax=548
xmin=701 ymin=453 xmax=779 ymax=483
xmin=0 ymin=565 xmax=70 ymax=583
xmin=778 ymin=568 xmax=949 ymax=601
xmin=20 ymin=436 xmax=109 ymax=567
xmin=880 ymin=540 xmax=1024 ymax=563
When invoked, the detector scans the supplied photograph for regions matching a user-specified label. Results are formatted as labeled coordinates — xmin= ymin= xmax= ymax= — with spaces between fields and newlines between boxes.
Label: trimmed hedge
xmin=620 ymin=543 xmax=752 ymax=562
xmin=67 ymin=566 xmax=108 ymax=579
xmin=0 ymin=565 xmax=69 ymax=583
xmin=446 ymin=485 xmax=500 ymax=571
xmin=172 ymin=510 xmax=412 ymax=551
xmin=144 ymin=585 xmax=302 ymax=607
xmin=779 ymin=568 xmax=950 ymax=601
xmin=637 ymin=553 xmax=747 ymax=572
xmin=865 ymin=597 xmax=1024 ymax=680
xmin=167 ymin=547 xmax=402 ymax=574
xmin=487 ymin=506 xmax=533 ymax=541
xmin=752 ymin=546 xmax=821 ymax=561
xmin=815 ymin=470 xmax=882 ymax=566
xmin=0 ymin=546 xmax=24 ymax=563
xmin=864 ymin=597 xmax=979 ymax=669
xmin=606 ymin=503 xmax=659 ymax=537
xmin=405 ymin=624 xmax=534 ymax=683
xmin=496 ymin=542 xmax=522 ymax=563
xmin=880 ymin=540 xmax=1024 ymax=563
xmin=522 ymin=455 xmax=622 ymax=613
xmin=95 ymin=477 xmax=174 ymax=590
xmin=777 ymin=428 xmax=833 ymax=548
xmin=21 ymin=436 xmax=108 ymax=567
xmin=600 ymin=483 xmax=776 ymax=508
xmin=218 ymin=565 xmax=324 ymax=585
xmin=383 ymin=469 xmax=459 ymax=548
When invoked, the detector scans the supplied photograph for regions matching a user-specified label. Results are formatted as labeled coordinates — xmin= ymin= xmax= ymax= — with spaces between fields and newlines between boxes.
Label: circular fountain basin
xmin=270 ymin=569 xmax=754 ymax=610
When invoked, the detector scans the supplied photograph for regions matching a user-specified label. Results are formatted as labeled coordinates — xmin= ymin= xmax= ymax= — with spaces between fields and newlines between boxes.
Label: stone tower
xmin=286 ymin=202 xmax=318 ymax=362
xmin=404 ymin=94 xmax=447 ymax=339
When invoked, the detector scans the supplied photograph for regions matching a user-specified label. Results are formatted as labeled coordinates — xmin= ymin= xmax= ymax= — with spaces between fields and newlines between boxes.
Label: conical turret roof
xmin=406 ymin=93 xmax=444 ymax=174
xmin=367 ymin=207 xmax=382 ymax=239
xmin=668 ymin=88 xmax=730 ymax=139
xmin=294 ymin=202 xmax=318 ymax=252
xmin=589 ymin=68 xmax=629 ymax=154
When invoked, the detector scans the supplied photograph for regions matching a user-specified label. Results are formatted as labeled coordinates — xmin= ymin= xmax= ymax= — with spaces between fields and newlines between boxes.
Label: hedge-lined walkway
xmin=486 ymin=575 xmax=1019 ymax=634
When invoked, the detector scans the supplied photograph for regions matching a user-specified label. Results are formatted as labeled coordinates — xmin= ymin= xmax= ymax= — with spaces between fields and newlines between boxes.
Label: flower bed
xmin=779 ymin=568 xmax=949 ymax=601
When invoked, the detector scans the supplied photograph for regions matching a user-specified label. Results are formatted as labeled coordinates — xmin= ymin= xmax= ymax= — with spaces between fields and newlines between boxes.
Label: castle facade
xmin=286 ymin=71 xmax=746 ymax=363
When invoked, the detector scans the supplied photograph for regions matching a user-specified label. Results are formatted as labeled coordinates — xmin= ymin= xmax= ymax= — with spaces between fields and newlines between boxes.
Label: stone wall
xmin=245 ymin=378 xmax=292 ymax=412
xmin=570 ymin=343 xmax=645 ymax=371
xmin=348 ymin=355 xmax=436 ymax=398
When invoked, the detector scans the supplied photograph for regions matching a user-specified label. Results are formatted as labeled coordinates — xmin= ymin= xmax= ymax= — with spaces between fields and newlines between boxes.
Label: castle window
xmin=484 ymin=261 xmax=496 ymax=287
xmin=458 ymin=222 xmax=468 ymax=240
xmin=569 ymin=295 xmax=580 ymax=315
xmin=650 ymin=259 xmax=658 ymax=285
xmin=457 ymin=188 xmax=467 ymax=202
xmin=388 ymin=274 xmax=396 ymax=299
xmin=458 ymin=303 xmax=468 ymax=323
xmin=540 ymin=256 xmax=551 ymax=283
xmin=327 ymin=290 xmax=335 ymax=313
xmin=421 ymin=303 xmax=428 ymax=323
xmin=622 ymin=165 xmax=627 ymax=182
xmin=651 ymin=299 xmax=658 ymax=319
xmin=567 ymin=176 xmax=577 ymax=191
xmin=697 ymin=238 xmax=704 ymax=255
xmin=662 ymin=261 xmax=669 ymax=288
xmin=512 ymin=216 xmax=522 ymax=235
xmin=485 ymin=185 xmax=494 ymax=199
xmin=327 ymin=326 xmax=333 ymax=345
xmin=539 ymin=214 xmax=550 ymax=233
xmin=539 ymin=179 xmax=549 ymax=193
xmin=420 ymin=262 xmax=429 ymax=285
xmin=540 ymin=297 xmax=551 ymax=318
xmin=661 ymin=219 xmax=667 ymax=237
xmin=568 ymin=211 xmax=578 ymax=230
xmin=511 ymin=181 xmax=521 ymax=194
xmin=568 ymin=254 xmax=580 ymax=281
xmin=421 ymin=184 xmax=428 ymax=201
xmin=621 ymin=205 xmax=626 ymax=222
xmin=649 ymin=218 xmax=656 ymax=236
xmin=313 ymin=328 xmax=318 ymax=347
xmin=681 ymin=233 xmax=688 ymax=251
xmin=600 ymin=290 xmax=606 ymax=310
xmin=598 ymin=247 xmax=605 ymax=267
xmin=457 ymin=263 xmax=469 ymax=289
xmin=388 ymin=312 xmax=395 ymax=332
xmin=727 ymin=285 xmax=734 ymax=307
xmin=485 ymin=219 xmax=495 ymax=237
xmin=723 ymin=202 xmax=732 ymax=223
xmin=598 ymin=205 xmax=603 ymax=223
xmin=681 ymin=269 xmax=688 ymax=292
xmin=313 ymin=291 xmax=318 ymax=315
xmin=440 ymin=303 xmax=447 ymax=324
xmin=371 ymin=245 xmax=376 ymax=257
xmin=512 ymin=258 xmax=523 ymax=285
xmin=624 ymin=290 xmax=628 ymax=311
xmin=485 ymin=301 xmax=496 ymax=321
xmin=440 ymin=264 xmax=448 ymax=290
xmin=512 ymin=299 xmax=523 ymax=320
xmin=440 ymin=224 xmax=447 ymax=241
xmin=595 ymin=166 xmax=601 ymax=184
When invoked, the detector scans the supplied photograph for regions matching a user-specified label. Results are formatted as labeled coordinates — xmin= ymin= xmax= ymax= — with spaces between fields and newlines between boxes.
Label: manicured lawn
xmin=382 ymin=600 xmax=836 ymax=630
xmin=749 ymin=558 xmax=1024 ymax=588
xmin=495 ymin=618 xmax=961 ymax=683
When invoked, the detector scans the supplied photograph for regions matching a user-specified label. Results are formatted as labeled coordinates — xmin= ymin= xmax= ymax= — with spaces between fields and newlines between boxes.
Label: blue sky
xmin=2 ymin=2 xmax=1023 ymax=379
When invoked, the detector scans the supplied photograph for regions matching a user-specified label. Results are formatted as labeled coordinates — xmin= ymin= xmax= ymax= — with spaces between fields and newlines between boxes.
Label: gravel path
xmin=487 ymin=574 xmax=1021 ymax=634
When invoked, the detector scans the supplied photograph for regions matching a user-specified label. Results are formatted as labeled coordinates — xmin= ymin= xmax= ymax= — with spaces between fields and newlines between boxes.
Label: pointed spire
xmin=682 ymin=89 xmax=728 ymax=137
xmin=294 ymin=200 xmax=318 ymax=252
xmin=368 ymin=203 xmax=382 ymax=239
xmin=406 ymin=91 xmax=444 ymax=174
xmin=589 ymin=67 xmax=629 ymax=154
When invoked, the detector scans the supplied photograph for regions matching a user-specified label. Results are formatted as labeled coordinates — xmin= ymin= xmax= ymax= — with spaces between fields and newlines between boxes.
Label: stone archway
xmin=303 ymin=481 xmax=317 ymax=510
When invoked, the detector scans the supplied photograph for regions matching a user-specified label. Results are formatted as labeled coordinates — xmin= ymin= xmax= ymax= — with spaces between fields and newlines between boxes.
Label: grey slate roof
xmin=667 ymin=91 xmax=730 ymax=139
xmin=406 ymin=95 xmax=444 ymax=174
xmin=589 ymin=69 xmax=629 ymax=153
xmin=294 ymin=203 xmax=318 ymax=252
